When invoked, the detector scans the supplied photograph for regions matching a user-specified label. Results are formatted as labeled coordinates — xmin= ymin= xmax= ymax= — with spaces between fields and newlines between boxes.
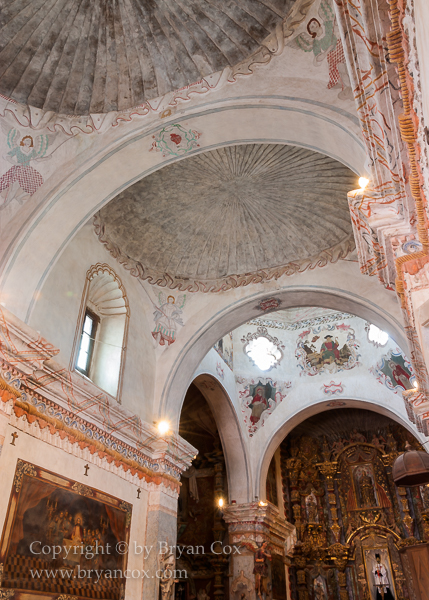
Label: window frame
xmin=75 ymin=308 xmax=100 ymax=377
xmin=70 ymin=264 xmax=130 ymax=404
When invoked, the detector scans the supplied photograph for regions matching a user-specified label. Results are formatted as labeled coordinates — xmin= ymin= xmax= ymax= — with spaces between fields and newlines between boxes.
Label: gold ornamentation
xmin=119 ymin=501 xmax=132 ymax=528
xmin=297 ymin=569 xmax=306 ymax=585
xmin=71 ymin=482 xmax=93 ymax=497
xmin=13 ymin=459 xmax=36 ymax=492
xmin=359 ymin=510 xmax=381 ymax=525
xmin=57 ymin=596 xmax=78 ymax=600
xmin=317 ymin=462 xmax=338 ymax=491
xmin=0 ymin=591 xmax=15 ymax=600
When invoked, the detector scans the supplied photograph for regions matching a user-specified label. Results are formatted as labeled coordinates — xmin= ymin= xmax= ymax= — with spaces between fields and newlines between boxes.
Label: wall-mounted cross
xmin=84 ymin=464 xmax=90 ymax=476
xmin=137 ymin=488 xmax=141 ymax=499
xmin=10 ymin=432 xmax=18 ymax=446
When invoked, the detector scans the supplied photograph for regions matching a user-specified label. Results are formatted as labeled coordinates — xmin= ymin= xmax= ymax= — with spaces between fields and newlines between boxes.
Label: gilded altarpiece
xmin=279 ymin=410 xmax=429 ymax=600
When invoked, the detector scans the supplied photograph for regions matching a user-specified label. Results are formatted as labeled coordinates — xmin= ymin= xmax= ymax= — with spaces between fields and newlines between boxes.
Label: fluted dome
xmin=0 ymin=0 xmax=296 ymax=115
xmin=95 ymin=143 xmax=358 ymax=292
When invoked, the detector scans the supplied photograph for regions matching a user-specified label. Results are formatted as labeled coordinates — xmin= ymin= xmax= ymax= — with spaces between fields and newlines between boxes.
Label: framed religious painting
xmin=0 ymin=459 xmax=132 ymax=600
xmin=363 ymin=547 xmax=397 ymax=600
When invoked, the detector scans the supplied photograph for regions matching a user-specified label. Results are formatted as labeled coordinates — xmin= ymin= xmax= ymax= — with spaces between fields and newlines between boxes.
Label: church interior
xmin=1 ymin=0 xmax=429 ymax=599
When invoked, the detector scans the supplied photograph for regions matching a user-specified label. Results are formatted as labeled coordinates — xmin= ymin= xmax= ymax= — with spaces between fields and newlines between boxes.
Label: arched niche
xmin=71 ymin=263 xmax=130 ymax=401
xmin=256 ymin=400 xmax=427 ymax=502
xmin=189 ymin=374 xmax=252 ymax=504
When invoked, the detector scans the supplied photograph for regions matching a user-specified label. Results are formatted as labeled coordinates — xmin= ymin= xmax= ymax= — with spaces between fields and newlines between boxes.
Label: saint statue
xmin=358 ymin=470 xmax=377 ymax=508
xmin=372 ymin=554 xmax=395 ymax=600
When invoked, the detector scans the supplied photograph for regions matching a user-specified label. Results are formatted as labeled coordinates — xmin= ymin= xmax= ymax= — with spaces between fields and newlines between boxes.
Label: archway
xmin=257 ymin=400 xmax=427 ymax=502
xmin=160 ymin=285 xmax=407 ymax=429
xmin=189 ymin=374 xmax=251 ymax=504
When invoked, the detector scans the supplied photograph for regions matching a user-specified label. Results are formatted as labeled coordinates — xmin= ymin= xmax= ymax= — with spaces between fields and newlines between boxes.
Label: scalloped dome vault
xmin=95 ymin=143 xmax=358 ymax=292
xmin=0 ymin=0 xmax=299 ymax=115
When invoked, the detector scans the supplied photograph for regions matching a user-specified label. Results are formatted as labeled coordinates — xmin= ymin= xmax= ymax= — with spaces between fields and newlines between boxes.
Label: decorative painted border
xmin=94 ymin=210 xmax=355 ymax=292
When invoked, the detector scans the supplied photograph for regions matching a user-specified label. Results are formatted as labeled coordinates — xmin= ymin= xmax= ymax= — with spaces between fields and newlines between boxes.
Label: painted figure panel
xmin=296 ymin=323 xmax=360 ymax=376
xmin=0 ymin=460 xmax=131 ymax=600
xmin=237 ymin=377 xmax=291 ymax=437
xmin=370 ymin=350 xmax=415 ymax=393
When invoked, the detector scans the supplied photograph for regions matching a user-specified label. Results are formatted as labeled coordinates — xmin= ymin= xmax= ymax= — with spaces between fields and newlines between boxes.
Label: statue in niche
xmin=305 ymin=492 xmax=319 ymax=523
xmin=313 ymin=576 xmax=328 ymax=600
xmin=372 ymin=554 xmax=395 ymax=600
xmin=354 ymin=466 xmax=378 ymax=508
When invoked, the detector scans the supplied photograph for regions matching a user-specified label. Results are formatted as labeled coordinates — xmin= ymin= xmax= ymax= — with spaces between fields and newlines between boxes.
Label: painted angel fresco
xmin=0 ymin=127 xmax=53 ymax=209
xmin=152 ymin=292 xmax=186 ymax=346
xmin=291 ymin=0 xmax=353 ymax=100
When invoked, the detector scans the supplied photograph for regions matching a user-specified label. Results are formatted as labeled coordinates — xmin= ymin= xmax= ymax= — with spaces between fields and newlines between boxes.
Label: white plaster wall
xmin=29 ymin=222 xmax=155 ymax=420
xmin=0 ymin=424 xmax=149 ymax=600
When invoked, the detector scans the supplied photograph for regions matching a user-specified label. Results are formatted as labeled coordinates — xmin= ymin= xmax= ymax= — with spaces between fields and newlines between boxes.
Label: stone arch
xmin=188 ymin=373 xmax=252 ymax=504
xmin=256 ymin=400 xmax=427 ymax=502
xmin=160 ymin=285 xmax=407 ymax=426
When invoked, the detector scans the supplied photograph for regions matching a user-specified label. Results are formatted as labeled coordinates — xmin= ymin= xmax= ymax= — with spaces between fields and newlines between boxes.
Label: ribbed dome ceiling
xmin=0 ymin=0 xmax=296 ymax=115
xmin=95 ymin=144 xmax=358 ymax=291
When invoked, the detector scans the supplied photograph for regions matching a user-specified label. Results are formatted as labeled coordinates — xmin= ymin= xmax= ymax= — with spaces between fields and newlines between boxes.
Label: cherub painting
xmin=290 ymin=0 xmax=352 ymax=100
xmin=0 ymin=127 xmax=52 ymax=209
xmin=152 ymin=292 xmax=186 ymax=346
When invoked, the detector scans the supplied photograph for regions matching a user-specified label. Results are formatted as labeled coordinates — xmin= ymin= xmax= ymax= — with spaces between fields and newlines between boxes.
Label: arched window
xmin=72 ymin=264 xmax=129 ymax=402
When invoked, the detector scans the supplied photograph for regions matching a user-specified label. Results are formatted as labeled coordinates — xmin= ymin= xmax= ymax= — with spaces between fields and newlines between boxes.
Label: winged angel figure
xmin=0 ymin=126 xmax=53 ymax=209
xmin=290 ymin=0 xmax=352 ymax=100
xmin=152 ymin=292 xmax=186 ymax=347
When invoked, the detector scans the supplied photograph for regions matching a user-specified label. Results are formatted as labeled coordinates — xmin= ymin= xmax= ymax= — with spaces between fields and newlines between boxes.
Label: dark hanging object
xmin=392 ymin=442 xmax=429 ymax=486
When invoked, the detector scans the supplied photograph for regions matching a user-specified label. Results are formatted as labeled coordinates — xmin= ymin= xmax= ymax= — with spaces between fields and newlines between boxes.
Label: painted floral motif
xmin=321 ymin=381 xmax=344 ymax=396
xmin=149 ymin=124 xmax=201 ymax=157
xmin=370 ymin=350 xmax=415 ymax=393
xmin=216 ymin=362 xmax=225 ymax=381
xmin=256 ymin=297 xmax=282 ymax=312
xmin=237 ymin=377 xmax=291 ymax=437
xmin=152 ymin=291 xmax=186 ymax=347
xmin=296 ymin=323 xmax=360 ymax=376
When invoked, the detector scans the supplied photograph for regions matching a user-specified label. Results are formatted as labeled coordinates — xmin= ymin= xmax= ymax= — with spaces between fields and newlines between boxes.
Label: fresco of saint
xmin=152 ymin=292 xmax=186 ymax=346
xmin=388 ymin=360 xmax=412 ymax=390
xmin=248 ymin=386 xmax=270 ymax=425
